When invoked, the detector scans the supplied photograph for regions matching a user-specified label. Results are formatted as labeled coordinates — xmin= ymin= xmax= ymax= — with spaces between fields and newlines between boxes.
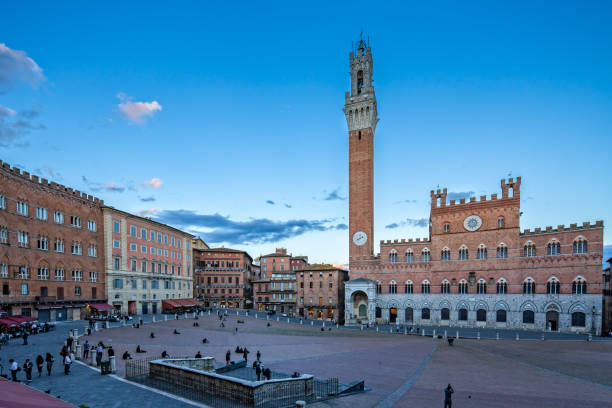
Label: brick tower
xmin=344 ymin=37 xmax=378 ymax=260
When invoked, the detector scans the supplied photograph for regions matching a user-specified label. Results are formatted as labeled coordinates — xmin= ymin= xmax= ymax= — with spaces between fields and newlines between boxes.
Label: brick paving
xmin=1 ymin=313 xmax=611 ymax=407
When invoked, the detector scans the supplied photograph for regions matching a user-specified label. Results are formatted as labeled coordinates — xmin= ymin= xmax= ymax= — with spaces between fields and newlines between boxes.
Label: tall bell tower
xmin=344 ymin=37 xmax=378 ymax=260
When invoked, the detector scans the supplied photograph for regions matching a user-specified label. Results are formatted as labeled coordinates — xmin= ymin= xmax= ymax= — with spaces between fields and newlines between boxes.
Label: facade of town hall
xmin=343 ymin=40 xmax=604 ymax=334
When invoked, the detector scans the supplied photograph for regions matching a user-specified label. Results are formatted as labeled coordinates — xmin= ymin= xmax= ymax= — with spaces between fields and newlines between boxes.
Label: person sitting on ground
xmin=150 ymin=332 xmax=155 ymax=339
xmin=235 ymin=346 xmax=242 ymax=353
xmin=122 ymin=351 xmax=132 ymax=360
xmin=193 ymin=322 xmax=199 ymax=327
xmin=195 ymin=351 xmax=202 ymax=358
xmin=321 ymin=327 xmax=325 ymax=332
xmin=136 ymin=345 xmax=147 ymax=353
xmin=202 ymin=338 xmax=207 ymax=344
xmin=263 ymin=367 xmax=271 ymax=381
xmin=173 ymin=329 xmax=180 ymax=335
xmin=266 ymin=322 xmax=271 ymax=327
xmin=161 ymin=350 xmax=169 ymax=358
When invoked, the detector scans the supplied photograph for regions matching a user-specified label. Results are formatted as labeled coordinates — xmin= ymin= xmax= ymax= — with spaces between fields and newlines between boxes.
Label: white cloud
xmin=138 ymin=208 xmax=161 ymax=217
xmin=142 ymin=178 xmax=163 ymax=188
xmin=0 ymin=104 xmax=45 ymax=147
xmin=117 ymin=93 xmax=162 ymax=124
xmin=0 ymin=43 xmax=45 ymax=92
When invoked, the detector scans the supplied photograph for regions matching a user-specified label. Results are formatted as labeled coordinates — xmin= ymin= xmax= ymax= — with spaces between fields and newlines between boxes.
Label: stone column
xmin=397 ymin=308 xmax=406 ymax=324
xmin=109 ymin=356 xmax=116 ymax=373
xmin=382 ymin=308 xmax=390 ymax=323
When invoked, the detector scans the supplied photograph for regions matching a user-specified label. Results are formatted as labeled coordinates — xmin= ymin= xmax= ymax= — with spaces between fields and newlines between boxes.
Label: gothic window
xmin=405 ymin=280 xmax=414 ymax=294
xmin=441 ymin=247 xmax=451 ymax=261
xmin=496 ymin=310 xmax=507 ymax=322
xmin=443 ymin=223 xmax=450 ymax=233
xmin=421 ymin=308 xmax=430 ymax=320
xmin=376 ymin=281 xmax=382 ymax=294
xmin=546 ymin=277 xmax=560 ymax=294
xmin=497 ymin=217 xmax=505 ymax=228
xmin=389 ymin=280 xmax=397 ymax=294
xmin=357 ymin=70 xmax=364 ymax=94
xmin=572 ymin=277 xmax=587 ymax=294
xmin=573 ymin=237 xmax=587 ymax=254
xmin=477 ymin=279 xmax=487 ymax=294
xmin=458 ymin=245 xmax=469 ymax=261
xmin=441 ymin=308 xmax=450 ymax=320
xmin=524 ymin=242 xmax=536 ymax=257
xmin=458 ymin=279 xmax=468 ymax=294
xmin=523 ymin=310 xmax=535 ymax=324
xmin=389 ymin=249 xmax=398 ymax=263
xmin=458 ymin=308 xmax=468 ymax=321
xmin=477 ymin=245 xmax=487 ymax=260
xmin=496 ymin=243 xmax=508 ymax=259
xmin=440 ymin=280 xmax=450 ymax=294
xmin=523 ymin=278 xmax=535 ymax=294
xmin=476 ymin=309 xmax=487 ymax=322
xmin=496 ymin=278 xmax=507 ymax=294
xmin=547 ymin=240 xmax=561 ymax=255
xmin=405 ymin=249 xmax=414 ymax=262
xmin=571 ymin=312 xmax=586 ymax=327
xmin=421 ymin=248 xmax=431 ymax=262
xmin=421 ymin=280 xmax=430 ymax=294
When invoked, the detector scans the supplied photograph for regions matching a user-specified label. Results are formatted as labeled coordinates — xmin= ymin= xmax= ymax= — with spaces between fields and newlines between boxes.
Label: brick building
xmin=103 ymin=207 xmax=194 ymax=315
xmin=296 ymin=265 xmax=348 ymax=322
xmin=0 ymin=161 xmax=106 ymax=321
xmin=193 ymin=247 xmax=254 ymax=309
xmin=343 ymin=40 xmax=604 ymax=334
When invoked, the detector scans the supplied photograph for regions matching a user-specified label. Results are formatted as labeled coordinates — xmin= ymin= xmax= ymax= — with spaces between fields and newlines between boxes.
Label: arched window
xmin=547 ymin=240 xmax=561 ymax=255
xmin=496 ymin=243 xmax=508 ymax=259
xmin=476 ymin=309 xmax=487 ymax=322
xmin=389 ymin=280 xmax=397 ymax=294
xmin=421 ymin=308 xmax=430 ymax=320
xmin=441 ymin=308 xmax=450 ymax=320
xmin=389 ymin=249 xmax=398 ymax=263
xmin=458 ymin=245 xmax=469 ymax=261
xmin=571 ymin=312 xmax=586 ymax=327
xmin=443 ymin=223 xmax=450 ymax=233
xmin=421 ymin=280 xmax=430 ymax=294
xmin=441 ymin=247 xmax=451 ymax=261
xmin=496 ymin=310 xmax=507 ymax=322
xmin=496 ymin=278 xmax=507 ymax=294
xmin=477 ymin=244 xmax=487 ymax=260
xmin=357 ymin=70 xmax=364 ymax=94
xmin=523 ymin=278 xmax=535 ymax=294
xmin=458 ymin=308 xmax=468 ymax=321
xmin=440 ymin=280 xmax=450 ymax=294
xmin=546 ymin=277 xmax=560 ymax=294
xmin=573 ymin=237 xmax=587 ymax=254
xmin=477 ymin=278 xmax=487 ymax=294
xmin=497 ymin=217 xmax=505 ymax=228
xmin=524 ymin=241 xmax=536 ymax=257
xmin=405 ymin=249 xmax=414 ymax=262
xmin=523 ymin=310 xmax=535 ymax=324
xmin=458 ymin=279 xmax=468 ymax=294
xmin=405 ymin=280 xmax=413 ymax=294
xmin=376 ymin=281 xmax=382 ymax=294
xmin=572 ymin=277 xmax=587 ymax=294
xmin=421 ymin=248 xmax=431 ymax=262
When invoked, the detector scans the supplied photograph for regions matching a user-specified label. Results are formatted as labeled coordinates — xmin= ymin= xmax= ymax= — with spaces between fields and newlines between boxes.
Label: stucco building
xmin=103 ymin=207 xmax=194 ymax=315
xmin=297 ymin=265 xmax=348 ymax=322
xmin=343 ymin=40 xmax=604 ymax=334
xmin=0 ymin=161 xmax=106 ymax=321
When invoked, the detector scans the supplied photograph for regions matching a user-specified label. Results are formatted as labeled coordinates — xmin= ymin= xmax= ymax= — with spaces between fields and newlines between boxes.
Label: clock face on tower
xmin=352 ymin=231 xmax=368 ymax=246
xmin=463 ymin=215 xmax=483 ymax=232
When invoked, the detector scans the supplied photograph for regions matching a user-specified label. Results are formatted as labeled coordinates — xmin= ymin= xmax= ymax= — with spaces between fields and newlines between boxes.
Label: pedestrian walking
xmin=66 ymin=336 xmax=73 ymax=350
xmin=9 ymin=359 xmax=19 ymax=381
xmin=22 ymin=331 xmax=28 ymax=345
xmin=23 ymin=359 xmax=33 ymax=382
xmin=225 ymin=349 xmax=231 ymax=365
xmin=256 ymin=350 xmax=261 ymax=362
xmin=96 ymin=344 xmax=103 ymax=366
xmin=444 ymin=384 xmax=454 ymax=408
xmin=243 ymin=348 xmax=248 ymax=362
xmin=83 ymin=340 xmax=90 ymax=360
xmin=63 ymin=354 xmax=71 ymax=375
xmin=35 ymin=355 xmax=44 ymax=377
xmin=45 ymin=353 xmax=54 ymax=376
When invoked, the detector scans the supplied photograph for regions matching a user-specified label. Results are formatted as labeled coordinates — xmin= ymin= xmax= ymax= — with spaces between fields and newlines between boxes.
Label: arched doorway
xmin=390 ymin=307 xmax=397 ymax=323
xmin=405 ymin=307 xmax=413 ymax=323
xmin=546 ymin=310 xmax=559 ymax=331
xmin=351 ymin=291 xmax=368 ymax=320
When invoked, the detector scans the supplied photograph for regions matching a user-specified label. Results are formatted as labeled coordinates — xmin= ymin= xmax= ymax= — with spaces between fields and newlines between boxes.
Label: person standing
xmin=83 ymin=340 xmax=90 ymax=360
xmin=9 ymin=359 xmax=19 ymax=381
xmin=256 ymin=350 xmax=261 ymax=362
xmin=255 ymin=361 xmax=262 ymax=381
xmin=63 ymin=354 xmax=71 ymax=375
xmin=35 ymin=355 xmax=44 ymax=377
xmin=45 ymin=353 xmax=54 ymax=376
xmin=96 ymin=344 xmax=103 ymax=366
xmin=23 ymin=359 xmax=33 ymax=382
xmin=107 ymin=346 xmax=115 ymax=358
xmin=225 ymin=349 xmax=231 ymax=365
xmin=243 ymin=348 xmax=248 ymax=362
xmin=444 ymin=384 xmax=454 ymax=408
xmin=22 ymin=330 xmax=28 ymax=345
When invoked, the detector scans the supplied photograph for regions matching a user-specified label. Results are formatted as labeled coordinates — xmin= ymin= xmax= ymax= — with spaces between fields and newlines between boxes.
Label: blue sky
xmin=1 ymin=1 xmax=611 ymax=266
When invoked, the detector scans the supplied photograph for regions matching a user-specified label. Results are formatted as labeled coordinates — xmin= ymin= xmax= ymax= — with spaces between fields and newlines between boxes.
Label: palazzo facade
xmin=343 ymin=40 xmax=604 ymax=334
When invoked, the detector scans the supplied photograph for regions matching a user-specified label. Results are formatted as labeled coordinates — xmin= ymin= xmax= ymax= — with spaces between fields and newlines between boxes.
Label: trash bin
xmin=100 ymin=360 xmax=111 ymax=375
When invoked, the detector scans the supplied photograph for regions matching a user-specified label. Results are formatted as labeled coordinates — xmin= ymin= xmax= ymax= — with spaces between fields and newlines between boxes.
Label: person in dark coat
xmin=22 ymin=331 xmax=29 ymax=345
xmin=256 ymin=350 xmax=261 ymax=361
xmin=226 ymin=350 xmax=231 ymax=365
xmin=35 ymin=355 xmax=44 ymax=377
xmin=444 ymin=384 xmax=454 ymax=408
xmin=195 ymin=351 xmax=202 ymax=358
xmin=66 ymin=336 xmax=73 ymax=350
xmin=45 ymin=353 xmax=54 ymax=376
xmin=255 ymin=362 xmax=262 ymax=381
xmin=122 ymin=351 xmax=132 ymax=360
xmin=243 ymin=348 xmax=248 ymax=362
xmin=107 ymin=346 xmax=115 ymax=358
xmin=23 ymin=359 xmax=33 ymax=382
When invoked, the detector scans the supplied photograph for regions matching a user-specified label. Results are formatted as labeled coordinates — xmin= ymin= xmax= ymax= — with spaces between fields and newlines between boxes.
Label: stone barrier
xmin=110 ymin=356 xmax=116 ymax=373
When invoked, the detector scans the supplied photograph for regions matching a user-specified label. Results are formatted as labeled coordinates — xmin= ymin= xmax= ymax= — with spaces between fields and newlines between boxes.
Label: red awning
xmin=0 ymin=380 xmax=74 ymax=407
xmin=162 ymin=299 xmax=182 ymax=309
xmin=177 ymin=299 xmax=196 ymax=307
xmin=88 ymin=303 xmax=112 ymax=310
xmin=0 ymin=318 xmax=17 ymax=327
xmin=5 ymin=316 xmax=36 ymax=325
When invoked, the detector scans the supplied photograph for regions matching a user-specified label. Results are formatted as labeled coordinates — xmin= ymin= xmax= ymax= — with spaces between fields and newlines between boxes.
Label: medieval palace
xmin=343 ymin=39 xmax=604 ymax=334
